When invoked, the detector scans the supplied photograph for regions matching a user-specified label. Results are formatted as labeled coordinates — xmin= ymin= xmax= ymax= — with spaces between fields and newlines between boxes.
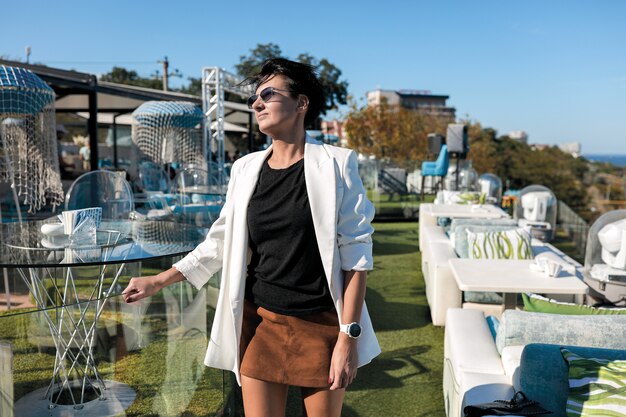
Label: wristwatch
xmin=340 ymin=322 xmax=362 ymax=339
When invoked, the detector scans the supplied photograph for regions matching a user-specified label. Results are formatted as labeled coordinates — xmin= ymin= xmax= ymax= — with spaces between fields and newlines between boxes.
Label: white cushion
xmin=438 ymin=190 xmax=482 ymax=205
xmin=500 ymin=345 xmax=524 ymax=377
xmin=422 ymin=225 xmax=450 ymax=245
xmin=426 ymin=243 xmax=462 ymax=326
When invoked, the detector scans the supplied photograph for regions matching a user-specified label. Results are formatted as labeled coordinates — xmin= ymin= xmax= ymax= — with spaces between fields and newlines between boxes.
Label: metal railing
xmin=378 ymin=169 xmax=408 ymax=196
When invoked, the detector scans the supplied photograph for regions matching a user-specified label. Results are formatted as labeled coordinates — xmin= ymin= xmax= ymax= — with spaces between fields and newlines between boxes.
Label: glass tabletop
xmin=0 ymin=220 xmax=208 ymax=268
xmin=177 ymin=185 xmax=226 ymax=195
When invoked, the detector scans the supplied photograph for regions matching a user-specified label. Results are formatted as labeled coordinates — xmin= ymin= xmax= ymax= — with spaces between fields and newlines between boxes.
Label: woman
xmin=122 ymin=58 xmax=380 ymax=417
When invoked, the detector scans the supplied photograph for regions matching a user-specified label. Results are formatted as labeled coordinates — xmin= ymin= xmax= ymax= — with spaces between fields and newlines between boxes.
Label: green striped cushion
xmin=562 ymin=348 xmax=626 ymax=416
xmin=467 ymin=227 xmax=533 ymax=260
xmin=523 ymin=293 xmax=626 ymax=315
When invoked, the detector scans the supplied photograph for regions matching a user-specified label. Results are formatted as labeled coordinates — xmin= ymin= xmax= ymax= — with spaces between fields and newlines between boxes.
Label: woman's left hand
xmin=328 ymin=334 xmax=358 ymax=390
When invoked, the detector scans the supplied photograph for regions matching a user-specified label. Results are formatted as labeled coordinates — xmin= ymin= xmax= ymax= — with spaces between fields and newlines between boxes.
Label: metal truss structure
xmin=201 ymin=67 xmax=253 ymax=188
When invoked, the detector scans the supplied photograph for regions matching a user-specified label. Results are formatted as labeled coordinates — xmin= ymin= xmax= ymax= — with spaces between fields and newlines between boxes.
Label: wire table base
xmin=16 ymin=246 xmax=130 ymax=410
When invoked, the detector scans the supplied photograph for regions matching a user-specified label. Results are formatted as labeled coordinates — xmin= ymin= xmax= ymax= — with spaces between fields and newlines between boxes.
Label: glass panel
xmin=359 ymin=159 xmax=421 ymax=221
xmin=0 ymin=256 xmax=229 ymax=416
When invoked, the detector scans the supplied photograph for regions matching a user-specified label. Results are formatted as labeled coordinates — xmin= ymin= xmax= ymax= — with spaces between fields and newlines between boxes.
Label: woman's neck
xmin=268 ymin=131 xmax=306 ymax=169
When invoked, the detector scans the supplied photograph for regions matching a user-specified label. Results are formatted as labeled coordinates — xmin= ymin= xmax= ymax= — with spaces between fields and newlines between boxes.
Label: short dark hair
xmin=245 ymin=58 xmax=325 ymax=127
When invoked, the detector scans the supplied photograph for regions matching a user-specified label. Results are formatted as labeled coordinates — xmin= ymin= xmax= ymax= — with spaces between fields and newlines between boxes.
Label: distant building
xmin=321 ymin=119 xmax=346 ymax=146
xmin=558 ymin=142 xmax=582 ymax=158
xmin=528 ymin=141 xmax=581 ymax=157
xmin=366 ymin=88 xmax=456 ymax=118
xmin=508 ymin=130 xmax=529 ymax=144
xmin=321 ymin=119 xmax=344 ymax=138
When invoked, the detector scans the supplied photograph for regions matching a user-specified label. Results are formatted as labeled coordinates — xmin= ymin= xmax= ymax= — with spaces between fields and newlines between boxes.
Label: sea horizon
xmin=583 ymin=154 xmax=626 ymax=167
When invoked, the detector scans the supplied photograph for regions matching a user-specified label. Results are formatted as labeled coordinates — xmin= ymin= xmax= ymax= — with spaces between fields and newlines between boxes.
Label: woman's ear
xmin=297 ymin=95 xmax=309 ymax=114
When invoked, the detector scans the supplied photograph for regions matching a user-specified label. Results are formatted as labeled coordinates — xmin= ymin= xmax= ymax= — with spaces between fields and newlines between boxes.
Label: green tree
xmin=178 ymin=76 xmax=245 ymax=102
xmin=235 ymin=43 xmax=283 ymax=78
xmin=235 ymin=43 xmax=349 ymax=120
xmin=465 ymin=122 xmax=500 ymax=174
xmin=295 ymin=53 xmax=349 ymax=113
xmin=468 ymin=129 xmax=590 ymax=216
xmin=178 ymin=76 xmax=202 ymax=96
xmin=100 ymin=66 xmax=163 ymax=90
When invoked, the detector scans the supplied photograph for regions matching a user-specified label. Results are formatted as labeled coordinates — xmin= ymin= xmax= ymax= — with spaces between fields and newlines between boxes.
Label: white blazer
xmin=174 ymin=136 xmax=381 ymax=386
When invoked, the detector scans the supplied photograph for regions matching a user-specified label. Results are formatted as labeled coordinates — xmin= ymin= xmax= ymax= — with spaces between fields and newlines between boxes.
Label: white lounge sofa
xmin=443 ymin=308 xmax=626 ymax=417
xmin=418 ymin=202 xmax=509 ymax=253
xmin=420 ymin=218 xmax=581 ymax=326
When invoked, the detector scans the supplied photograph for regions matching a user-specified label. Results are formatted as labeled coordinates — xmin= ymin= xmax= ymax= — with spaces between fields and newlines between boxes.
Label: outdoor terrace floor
xmin=340 ymin=221 xmax=445 ymax=416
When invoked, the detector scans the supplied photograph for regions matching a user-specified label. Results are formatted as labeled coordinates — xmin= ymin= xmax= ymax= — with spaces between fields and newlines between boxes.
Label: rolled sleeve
xmin=173 ymin=223 xmax=224 ymax=289
xmin=337 ymin=151 xmax=375 ymax=271
xmin=172 ymin=163 xmax=237 ymax=289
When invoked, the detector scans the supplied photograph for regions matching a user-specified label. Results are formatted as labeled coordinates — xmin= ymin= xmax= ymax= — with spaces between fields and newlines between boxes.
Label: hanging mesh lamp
xmin=0 ymin=65 xmax=63 ymax=213
xmin=132 ymin=101 xmax=205 ymax=167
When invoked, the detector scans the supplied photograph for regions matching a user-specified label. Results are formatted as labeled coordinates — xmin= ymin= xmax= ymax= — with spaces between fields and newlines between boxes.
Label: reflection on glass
xmin=0 ymin=220 xmax=208 ymax=268
xmin=0 ymin=342 xmax=12 ymax=417
xmin=0 ymin=220 xmax=223 ymax=415
xmin=0 ymin=278 xmax=225 ymax=416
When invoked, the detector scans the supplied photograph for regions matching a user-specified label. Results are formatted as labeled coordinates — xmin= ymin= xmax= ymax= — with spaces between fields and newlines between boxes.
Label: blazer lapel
xmin=235 ymin=146 xmax=272 ymax=204
xmin=304 ymin=137 xmax=337 ymax=288
xmin=228 ymin=146 xmax=271 ymax=305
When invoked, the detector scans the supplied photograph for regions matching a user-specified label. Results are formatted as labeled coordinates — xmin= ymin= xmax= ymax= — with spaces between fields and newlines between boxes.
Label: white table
xmin=448 ymin=258 xmax=589 ymax=309
xmin=420 ymin=203 xmax=509 ymax=223
xmin=419 ymin=203 xmax=510 ymax=249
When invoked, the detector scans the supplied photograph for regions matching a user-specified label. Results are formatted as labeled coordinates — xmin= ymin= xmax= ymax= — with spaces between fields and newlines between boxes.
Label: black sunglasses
xmin=247 ymin=87 xmax=291 ymax=109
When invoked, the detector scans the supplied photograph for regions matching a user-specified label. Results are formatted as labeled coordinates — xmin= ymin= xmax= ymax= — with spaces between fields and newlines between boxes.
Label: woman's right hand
xmin=122 ymin=275 xmax=162 ymax=303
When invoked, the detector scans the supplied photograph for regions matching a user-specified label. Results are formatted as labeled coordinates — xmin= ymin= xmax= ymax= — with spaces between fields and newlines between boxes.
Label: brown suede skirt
xmin=239 ymin=300 xmax=340 ymax=388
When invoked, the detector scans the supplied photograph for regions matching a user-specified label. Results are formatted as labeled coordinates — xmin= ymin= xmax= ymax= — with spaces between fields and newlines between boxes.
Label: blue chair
xmin=421 ymin=144 xmax=449 ymax=200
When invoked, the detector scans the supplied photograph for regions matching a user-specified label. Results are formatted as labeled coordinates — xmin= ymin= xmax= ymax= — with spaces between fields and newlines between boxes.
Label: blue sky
xmin=3 ymin=0 xmax=625 ymax=153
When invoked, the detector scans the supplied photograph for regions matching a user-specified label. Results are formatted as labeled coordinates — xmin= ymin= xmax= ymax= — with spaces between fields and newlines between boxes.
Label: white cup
xmin=534 ymin=257 xmax=549 ymax=272
xmin=546 ymin=260 xmax=563 ymax=277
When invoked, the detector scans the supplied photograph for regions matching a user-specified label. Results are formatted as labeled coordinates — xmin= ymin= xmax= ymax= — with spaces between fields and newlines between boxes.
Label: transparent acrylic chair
xmin=65 ymin=170 xmax=135 ymax=219
xmin=171 ymin=167 xmax=224 ymax=226
xmin=138 ymin=161 xmax=171 ymax=193
xmin=134 ymin=161 xmax=177 ymax=220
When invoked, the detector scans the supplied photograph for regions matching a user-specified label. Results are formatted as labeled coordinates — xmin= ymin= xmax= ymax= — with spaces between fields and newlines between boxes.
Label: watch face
xmin=348 ymin=323 xmax=362 ymax=338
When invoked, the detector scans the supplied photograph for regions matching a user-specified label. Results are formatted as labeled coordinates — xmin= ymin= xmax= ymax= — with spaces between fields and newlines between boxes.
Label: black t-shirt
xmin=245 ymin=158 xmax=335 ymax=316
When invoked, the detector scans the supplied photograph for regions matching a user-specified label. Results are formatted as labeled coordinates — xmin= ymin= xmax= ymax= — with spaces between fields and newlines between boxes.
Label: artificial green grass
xmin=367 ymin=191 xmax=434 ymax=220
xmin=343 ymin=222 xmax=444 ymax=416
